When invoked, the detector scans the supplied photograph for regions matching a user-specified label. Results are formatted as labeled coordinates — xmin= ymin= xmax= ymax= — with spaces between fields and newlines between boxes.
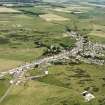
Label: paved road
xmin=0 ymin=31 xmax=105 ymax=104
xmin=0 ymin=36 xmax=105 ymax=78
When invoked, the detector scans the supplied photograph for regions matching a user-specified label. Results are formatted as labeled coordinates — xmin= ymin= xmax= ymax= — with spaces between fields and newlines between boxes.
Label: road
xmin=0 ymin=30 xmax=105 ymax=104
xmin=0 ymin=32 xmax=105 ymax=78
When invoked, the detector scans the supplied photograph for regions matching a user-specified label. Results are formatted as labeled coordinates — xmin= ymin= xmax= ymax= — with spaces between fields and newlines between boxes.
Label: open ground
xmin=0 ymin=2 xmax=105 ymax=105
xmin=0 ymin=7 xmax=20 ymax=13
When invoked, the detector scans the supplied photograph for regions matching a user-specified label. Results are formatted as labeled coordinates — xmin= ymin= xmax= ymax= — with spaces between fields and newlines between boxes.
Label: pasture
xmin=53 ymin=5 xmax=93 ymax=14
xmin=0 ymin=7 xmax=20 ymax=13
xmin=0 ymin=2 xmax=105 ymax=105
xmin=0 ymin=59 xmax=22 ymax=72
xmin=88 ymin=24 xmax=105 ymax=38
xmin=39 ymin=13 xmax=69 ymax=22
xmin=1 ymin=63 xmax=105 ymax=105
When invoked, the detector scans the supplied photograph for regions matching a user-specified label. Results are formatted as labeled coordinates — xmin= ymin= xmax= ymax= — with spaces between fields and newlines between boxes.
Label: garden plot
xmin=39 ymin=13 xmax=69 ymax=22
xmin=0 ymin=7 xmax=20 ymax=13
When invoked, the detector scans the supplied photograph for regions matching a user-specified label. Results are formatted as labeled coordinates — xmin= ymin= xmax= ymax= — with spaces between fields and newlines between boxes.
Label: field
xmin=88 ymin=24 xmax=105 ymax=38
xmin=0 ymin=59 xmax=22 ymax=72
xmin=40 ymin=13 xmax=69 ymax=22
xmin=52 ymin=4 xmax=93 ymax=14
xmin=0 ymin=2 xmax=105 ymax=105
xmin=0 ymin=7 xmax=20 ymax=13
xmin=1 ymin=64 xmax=105 ymax=105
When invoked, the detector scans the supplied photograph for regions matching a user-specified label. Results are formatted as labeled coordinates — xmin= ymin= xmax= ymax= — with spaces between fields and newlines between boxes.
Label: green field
xmin=1 ymin=64 xmax=105 ymax=105
xmin=0 ymin=2 xmax=105 ymax=105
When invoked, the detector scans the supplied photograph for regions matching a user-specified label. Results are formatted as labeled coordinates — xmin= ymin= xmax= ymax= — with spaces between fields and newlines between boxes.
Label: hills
xmin=0 ymin=0 xmax=105 ymax=3
xmin=0 ymin=0 xmax=42 ymax=3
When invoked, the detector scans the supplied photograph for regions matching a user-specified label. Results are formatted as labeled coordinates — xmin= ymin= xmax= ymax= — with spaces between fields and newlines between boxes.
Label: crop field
xmin=0 ymin=2 xmax=105 ymax=105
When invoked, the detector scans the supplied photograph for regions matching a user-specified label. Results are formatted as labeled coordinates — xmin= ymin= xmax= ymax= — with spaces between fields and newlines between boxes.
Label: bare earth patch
xmin=40 ymin=14 xmax=69 ymax=22
xmin=0 ymin=7 xmax=20 ymax=13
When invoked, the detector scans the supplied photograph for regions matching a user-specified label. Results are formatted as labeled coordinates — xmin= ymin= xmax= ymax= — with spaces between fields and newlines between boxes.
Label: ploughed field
xmin=0 ymin=2 xmax=105 ymax=105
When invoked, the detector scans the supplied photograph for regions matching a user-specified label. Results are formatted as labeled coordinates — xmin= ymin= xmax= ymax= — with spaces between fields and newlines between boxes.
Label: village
xmin=0 ymin=0 xmax=105 ymax=104
xmin=0 ymin=28 xmax=105 ymax=103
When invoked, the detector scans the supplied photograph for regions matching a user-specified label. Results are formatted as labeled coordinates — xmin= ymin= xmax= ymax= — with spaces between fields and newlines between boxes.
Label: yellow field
xmin=39 ymin=13 xmax=69 ymax=22
xmin=0 ymin=7 xmax=20 ymax=13
xmin=0 ymin=59 xmax=23 ymax=72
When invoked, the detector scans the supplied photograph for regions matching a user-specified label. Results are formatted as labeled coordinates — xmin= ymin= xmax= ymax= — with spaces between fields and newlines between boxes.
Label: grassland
xmin=0 ymin=7 xmax=20 ymax=13
xmin=53 ymin=5 xmax=93 ymax=13
xmin=0 ymin=59 xmax=22 ymax=72
xmin=39 ymin=13 xmax=69 ymax=22
xmin=0 ymin=2 xmax=105 ymax=105
xmin=1 ymin=63 xmax=105 ymax=105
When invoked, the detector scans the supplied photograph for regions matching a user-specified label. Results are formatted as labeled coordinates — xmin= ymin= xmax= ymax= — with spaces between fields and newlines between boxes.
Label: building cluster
xmin=67 ymin=31 xmax=105 ymax=65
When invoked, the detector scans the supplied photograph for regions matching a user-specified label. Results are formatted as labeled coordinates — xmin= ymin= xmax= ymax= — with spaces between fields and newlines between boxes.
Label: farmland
xmin=0 ymin=7 xmax=20 ymax=13
xmin=0 ymin=1 xmax=105 ymax=105
xmin=39 ymin=13 xmax=69 ymax=22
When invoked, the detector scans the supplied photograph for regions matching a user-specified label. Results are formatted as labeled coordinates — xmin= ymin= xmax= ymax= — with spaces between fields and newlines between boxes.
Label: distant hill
xmin=43 ymin=0 xmax=105 ymax=3
xmin=0 ymin=0 xmax=42 ymax=3
xmin=0 ymin=0 xmax=105 ymax=3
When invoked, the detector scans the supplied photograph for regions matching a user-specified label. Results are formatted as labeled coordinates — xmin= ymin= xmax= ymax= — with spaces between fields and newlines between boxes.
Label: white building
xmin=82 ymin=91 xmax=95 ymax=102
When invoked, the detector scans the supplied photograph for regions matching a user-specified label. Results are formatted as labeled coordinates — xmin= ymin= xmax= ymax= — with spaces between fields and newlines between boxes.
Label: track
xmin=0 ymin=85 xmax=14 ymax=104
xmin=0 ymin=31 xmax=105 ymax=104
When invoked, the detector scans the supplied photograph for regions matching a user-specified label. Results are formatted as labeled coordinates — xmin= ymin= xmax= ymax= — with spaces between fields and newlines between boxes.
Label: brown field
xmin=39 ymin=13 xmax=69 ymax=22
xmin=0 ymin=7 xmax=20 ymax=13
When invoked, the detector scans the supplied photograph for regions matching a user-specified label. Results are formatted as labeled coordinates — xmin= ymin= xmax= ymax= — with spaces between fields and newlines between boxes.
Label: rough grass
xmin=0 ymin=48 xmax=45 ymax=62
xmin=0 ymin=59 xmax=23 ymax=72
xmin=89 ymin=31 xmax=105 ymax=38
xmin=1 ymin=63 xmax=105 ymax=105
xmin=88 ymin=24 xmax=105 ymax=38
xmin=0 ymin=7 xmax=20 ymax=13
xmin=0 ymin=3 xmax=105 ymax=105
xmin=39 ymin=13 xmax=69 ymax=22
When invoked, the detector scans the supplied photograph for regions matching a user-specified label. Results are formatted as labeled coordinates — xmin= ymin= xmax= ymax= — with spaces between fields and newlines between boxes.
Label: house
xmin=82 ymin=91 xmax=95 ymax=102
